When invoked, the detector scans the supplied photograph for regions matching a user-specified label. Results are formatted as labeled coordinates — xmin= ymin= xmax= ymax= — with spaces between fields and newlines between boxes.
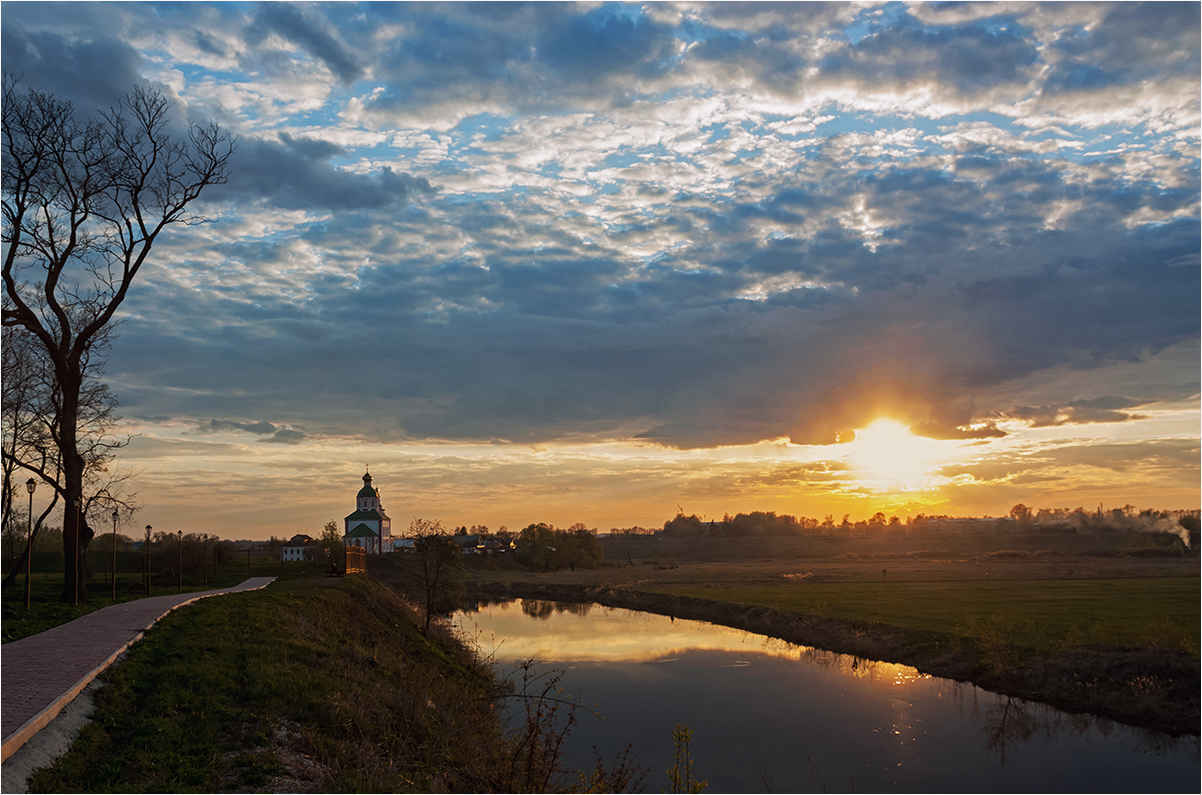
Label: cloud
xmin=0 ymin=25 xmax=144 ymax=112
xmin=534 ymin=6 xmax=680 ymax=83
xmin=201 ymin=419 xmax=279 ymax=435
xmin=819 ymin=14 xmax=1040 ymax=95
xmin=249 ymin=2 xmax=363 ymax=84
xmin=1001 ymin=398 xmax=1149 ymax=428
xmin=212 ymin=133 xmax=436 ymax=211
xmin=7 ymin=1 xmax=1196 ymax=460
xmin=261 ymin=428 xmax=307 ymax=445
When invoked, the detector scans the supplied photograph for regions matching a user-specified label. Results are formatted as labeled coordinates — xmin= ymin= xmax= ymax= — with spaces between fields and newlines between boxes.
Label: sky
xmin=3 ymin=1 xmax=1198 ymax=540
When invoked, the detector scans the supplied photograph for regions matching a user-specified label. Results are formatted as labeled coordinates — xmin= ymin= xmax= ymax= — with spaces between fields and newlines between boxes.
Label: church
xmin=343 ymin=470 xmax=394 ymax=553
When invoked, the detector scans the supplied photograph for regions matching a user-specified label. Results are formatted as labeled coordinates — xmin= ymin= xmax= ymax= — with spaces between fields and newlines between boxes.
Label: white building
xmin=281 ymin=534 xmax=317 ymax=561
xmin=343 ymin=470 xmax=393 ymax=553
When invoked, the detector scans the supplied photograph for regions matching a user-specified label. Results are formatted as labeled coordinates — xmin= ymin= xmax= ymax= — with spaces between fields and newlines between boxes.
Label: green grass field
xmin=656 ymin=577 xmax=1200 ymax=653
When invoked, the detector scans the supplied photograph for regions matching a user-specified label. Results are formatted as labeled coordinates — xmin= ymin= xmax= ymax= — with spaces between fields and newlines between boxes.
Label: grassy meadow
xmin=657 ymin=578 xmax=1199 ymax=654
xmin=467 ymin=530 xmax=1200 ymax=655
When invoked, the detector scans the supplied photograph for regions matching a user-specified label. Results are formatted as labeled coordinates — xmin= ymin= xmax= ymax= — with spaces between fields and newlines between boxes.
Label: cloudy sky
xmin=4 ymin=1 xmax=1198 ymax=538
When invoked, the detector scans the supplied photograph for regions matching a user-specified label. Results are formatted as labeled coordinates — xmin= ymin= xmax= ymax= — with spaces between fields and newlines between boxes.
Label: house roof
xmin=346 ymin=523 xmax=379 ymax=539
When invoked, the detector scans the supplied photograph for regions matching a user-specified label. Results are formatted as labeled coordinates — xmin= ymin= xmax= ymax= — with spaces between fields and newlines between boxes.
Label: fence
xmin=344 ymin=546 xmax=366 ymax=574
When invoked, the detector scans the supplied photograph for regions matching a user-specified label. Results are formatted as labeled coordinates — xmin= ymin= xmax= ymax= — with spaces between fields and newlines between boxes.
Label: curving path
xmin=1 ymin=577 xmax=275 ymax=764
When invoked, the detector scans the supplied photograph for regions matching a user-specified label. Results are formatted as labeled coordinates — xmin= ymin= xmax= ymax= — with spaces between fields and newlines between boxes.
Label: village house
xmin=343 ymin=470 xmax=394 ymax=553
xmin=281 ymin=533 xmax=317 ymax=561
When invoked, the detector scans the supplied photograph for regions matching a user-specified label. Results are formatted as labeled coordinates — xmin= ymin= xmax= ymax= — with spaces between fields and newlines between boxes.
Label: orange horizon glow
xmin=112 ymin=401 xmax=1199 ymax=541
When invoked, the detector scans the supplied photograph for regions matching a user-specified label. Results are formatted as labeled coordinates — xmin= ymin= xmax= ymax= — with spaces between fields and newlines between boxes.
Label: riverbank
xmin=467 ymin=579 xmax=1200 ymax=737
xmin=22 ymin=575 xmax=640 ymax=793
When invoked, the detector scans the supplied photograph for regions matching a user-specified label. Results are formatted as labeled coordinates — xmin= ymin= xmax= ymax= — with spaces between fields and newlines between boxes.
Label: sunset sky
xmin=4 ymin=2 xmax=1198 ymax=539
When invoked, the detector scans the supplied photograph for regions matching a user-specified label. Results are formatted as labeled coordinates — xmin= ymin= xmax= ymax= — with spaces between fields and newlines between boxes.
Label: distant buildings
xmin=343 ymin=470 xmax=394 ymax=553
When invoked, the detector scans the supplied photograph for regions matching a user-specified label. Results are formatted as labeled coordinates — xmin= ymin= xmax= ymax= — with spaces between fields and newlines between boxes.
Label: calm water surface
xmin=454 ymin=599 xmax=1199 ymax=793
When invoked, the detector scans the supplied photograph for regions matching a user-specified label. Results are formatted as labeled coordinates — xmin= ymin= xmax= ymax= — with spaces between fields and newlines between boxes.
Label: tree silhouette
xmin=3 ymin=75 xmax=234 ymax=602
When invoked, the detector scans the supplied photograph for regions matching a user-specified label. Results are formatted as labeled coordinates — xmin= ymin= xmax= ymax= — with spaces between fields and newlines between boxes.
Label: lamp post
xmin=24 ymin=478 xmax=36 ymax=610
xmin=111 ymin=508 xmax=119 ymax=600
xmin=72 ymin=497 xmax=81 ymax=606
xmin=178 ymin=529 xmax=183 ymax=594
xmin=203 ymin=534 xmax=209 ymax=588
xmin=145 ymin=525 xmax=152 ymax=596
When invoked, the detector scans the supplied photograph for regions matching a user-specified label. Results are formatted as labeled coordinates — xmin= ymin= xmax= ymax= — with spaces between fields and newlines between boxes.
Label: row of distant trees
xmin=514 ymin=523 xmax=604 ymax=572
xmin=663 ymin=506 xmax=1200 ymax=541
xmin=2 ymin=524 xmax=235 ymax=577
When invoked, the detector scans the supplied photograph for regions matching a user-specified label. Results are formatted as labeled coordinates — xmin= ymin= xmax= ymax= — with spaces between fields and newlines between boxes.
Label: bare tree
xmin=2 ymin=74 xmax=234 ymax=602
xmin=405 ymin=518 xmax=466 ymax=635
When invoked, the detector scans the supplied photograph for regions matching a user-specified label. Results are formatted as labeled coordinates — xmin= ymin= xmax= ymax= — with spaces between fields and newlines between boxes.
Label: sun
xmin=845 ymin=418 xmax=951 ymax=490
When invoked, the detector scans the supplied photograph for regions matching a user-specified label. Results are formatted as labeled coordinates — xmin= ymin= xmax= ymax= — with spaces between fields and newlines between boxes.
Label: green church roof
xmin=345 ymin=523 xmax=378 ymax=538
xmin=345 ymin=509 xmax=387 ymax=522
xmin=357 ymin=471 xmax=378 ymax=500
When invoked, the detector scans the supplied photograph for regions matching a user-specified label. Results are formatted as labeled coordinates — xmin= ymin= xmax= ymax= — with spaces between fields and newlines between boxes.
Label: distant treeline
xmin=514 ymin=523 xmax=604 ymax=572
xmin=662 ymin=506 xmax=1200 ymax=544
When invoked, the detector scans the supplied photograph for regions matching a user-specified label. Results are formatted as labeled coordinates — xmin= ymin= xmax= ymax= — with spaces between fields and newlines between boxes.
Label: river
xmin=454 ymin=598 xmax=1198 ymax=793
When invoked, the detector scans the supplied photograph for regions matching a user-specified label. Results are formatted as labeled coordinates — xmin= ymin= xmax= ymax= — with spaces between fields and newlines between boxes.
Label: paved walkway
xmin=1 ymin=577 xmax=275 ymax=763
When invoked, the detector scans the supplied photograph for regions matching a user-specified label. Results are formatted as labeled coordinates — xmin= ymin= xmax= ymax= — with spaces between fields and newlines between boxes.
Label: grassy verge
xmin=26 ymin=572 xmax=645 ymax=793
xmin=2 ymin=559 xmax=327 ymax=644
xmin=27 ymin=575 xmax=507 ymax=792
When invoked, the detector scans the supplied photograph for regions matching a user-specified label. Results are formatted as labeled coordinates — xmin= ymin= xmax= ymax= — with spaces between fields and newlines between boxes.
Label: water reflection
xmin=455 ymin=599 xmax=1198 ymax=793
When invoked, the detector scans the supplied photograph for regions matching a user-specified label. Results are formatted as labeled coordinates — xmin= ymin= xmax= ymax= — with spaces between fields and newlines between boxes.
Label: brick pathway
xmin=1 ymin=577 xmax=275 ymax=763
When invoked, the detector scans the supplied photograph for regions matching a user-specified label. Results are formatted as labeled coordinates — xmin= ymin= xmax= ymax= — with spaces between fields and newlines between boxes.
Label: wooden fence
xmin=344 ymin=546 xmax=366 ymax=574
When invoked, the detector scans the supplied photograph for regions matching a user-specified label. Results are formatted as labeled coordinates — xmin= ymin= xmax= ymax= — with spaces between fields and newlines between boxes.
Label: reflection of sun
xmin=846 ymin=419 xmax=951 ymax=490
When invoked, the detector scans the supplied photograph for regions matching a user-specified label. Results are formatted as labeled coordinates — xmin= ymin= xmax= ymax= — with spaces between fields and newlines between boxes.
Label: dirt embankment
xmin=468 ymin=579 xmax=1200 ymax=737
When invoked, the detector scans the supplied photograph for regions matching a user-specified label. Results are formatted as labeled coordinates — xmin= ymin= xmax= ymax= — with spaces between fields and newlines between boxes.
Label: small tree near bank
xmin=2 ymin=75 xmax=234 ymax=602
xmin=406 ymin=518 xmax=465 ymax=635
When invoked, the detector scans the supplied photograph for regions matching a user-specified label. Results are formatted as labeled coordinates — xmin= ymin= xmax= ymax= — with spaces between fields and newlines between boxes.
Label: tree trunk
xmin=59 ymin=370 xmax=85 ymax=604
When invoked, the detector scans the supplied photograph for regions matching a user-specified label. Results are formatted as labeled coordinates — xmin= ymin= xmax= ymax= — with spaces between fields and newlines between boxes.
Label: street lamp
xmin=111 ymin=508 xmax=119 ymax=600
xmin=178 ymin=529 xmax=183 ymax=594
xmin=72 ymin=496 xmax=81 ymax=606
xmin=24 ymin=478 xmax=36 ymax=610
xmin=203 ymin=534 xmax=209 ymax=588
xmin=145 ymin=525 xmax=152 ymax=596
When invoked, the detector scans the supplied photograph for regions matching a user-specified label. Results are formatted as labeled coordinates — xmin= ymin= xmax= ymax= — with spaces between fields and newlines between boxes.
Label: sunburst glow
xmin=846 ymin=419 xmax=956 ymax=491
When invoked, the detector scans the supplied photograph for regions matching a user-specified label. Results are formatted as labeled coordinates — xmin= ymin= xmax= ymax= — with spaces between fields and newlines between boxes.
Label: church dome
xmin=357 ymin=471 xmax=376 ymax=499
